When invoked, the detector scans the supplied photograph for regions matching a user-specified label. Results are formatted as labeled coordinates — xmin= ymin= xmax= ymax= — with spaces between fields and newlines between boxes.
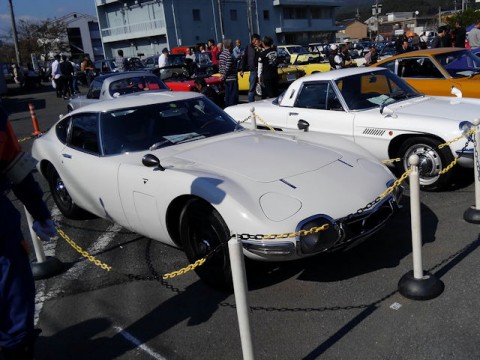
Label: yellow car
xmin=372 ymin=48 xmax=480 ymax=97
xmin=215 ymin=65 xmax=305 ymax=96
xmin=277 ymin=45 xmax=322 ymax=64
xmin=290 ymin=61 xmax=330 ymax=75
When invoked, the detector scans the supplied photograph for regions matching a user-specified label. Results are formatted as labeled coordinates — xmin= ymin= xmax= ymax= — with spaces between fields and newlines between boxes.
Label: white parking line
xmin=113 ymin=326 xmax=167 ymax=360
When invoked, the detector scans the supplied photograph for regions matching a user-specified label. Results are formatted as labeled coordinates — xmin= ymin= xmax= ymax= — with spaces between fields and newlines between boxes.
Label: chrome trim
xmin=243 ymin=241 xmax=295 ymax=256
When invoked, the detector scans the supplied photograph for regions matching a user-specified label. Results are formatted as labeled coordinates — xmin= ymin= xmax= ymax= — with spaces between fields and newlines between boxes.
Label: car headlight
xmin=296 ymin=215 xmax=341 ymax=254
xmin=459 ymin=120 xmax=474 ymax=136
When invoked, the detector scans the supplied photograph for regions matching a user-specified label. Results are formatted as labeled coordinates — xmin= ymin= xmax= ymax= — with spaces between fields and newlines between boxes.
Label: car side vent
xmin=363 ymin=128 xmax=386 ymax=136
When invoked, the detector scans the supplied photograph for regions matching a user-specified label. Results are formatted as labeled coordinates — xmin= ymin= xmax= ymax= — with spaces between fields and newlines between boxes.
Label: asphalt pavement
xmin=2 ymin=82 xmax=480 ymax=360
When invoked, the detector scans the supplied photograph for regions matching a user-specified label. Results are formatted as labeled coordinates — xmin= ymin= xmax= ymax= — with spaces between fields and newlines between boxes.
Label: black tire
xmin=179 ymin=199 xmax=232 ymax=290
xmin=396 ymin=137 xmax=454 ymax=190
xmin=47 ymin=165 xmax=88 ymax=219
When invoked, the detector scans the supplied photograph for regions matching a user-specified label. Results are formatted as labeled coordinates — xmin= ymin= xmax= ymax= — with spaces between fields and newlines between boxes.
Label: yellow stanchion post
xmin=464 ymin=118 xmax=480 ymax=223
xmin=398 ymin=155 xmax=444 ymax=300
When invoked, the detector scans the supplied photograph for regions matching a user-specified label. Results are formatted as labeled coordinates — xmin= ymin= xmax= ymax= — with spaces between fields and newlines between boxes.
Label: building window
xmin=283 ymin=7 xmax=307 ymax=20
xmin=263 ymin=10 xmax=269 ymax=20
xmin=230 ymin=9 xmax=237 ymax=21
xmin=311 ymin=8 xmax=329 ymax=19
xmin=192 ymin=9 xmax=201 ymax=21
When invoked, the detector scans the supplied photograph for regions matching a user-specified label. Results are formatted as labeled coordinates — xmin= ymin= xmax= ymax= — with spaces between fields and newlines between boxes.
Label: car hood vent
xmin=175 ymin=133 xmax=342 ymax=182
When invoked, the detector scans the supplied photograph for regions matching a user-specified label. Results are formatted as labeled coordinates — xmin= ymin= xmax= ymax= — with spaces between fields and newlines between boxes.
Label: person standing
xmin=0 ymin=103 xmax=57 ymax=360
xmin=60 ymin=55 xmax=74 ymax=99
xmin=453 ymin=22 xmax=466 ymax=48
xmin=69 ymin=57 xmax=80 ymax=94
xmin=431 ymin=26 xmax=447 ymax=48
xmin=158 ymin=48 xmax=169 ymax=69
xmin=364 ymin=46 xmax=378 ymax=66
xmin=80 ymin=55 xmax=95 ymax=86
xmin=240 ymin=33 xmax=261 ymax=102
xmin=208 ymin=39 xmax=219 ymax=69
xmin=328 ymin=45 xmax=340 ymax=70
xmin=218 ymin=38 xmax=238 ymax=107
xmin=468 ymin=22 xmax=480 ymax=48
xmin=257 ymin=36 xmax=279 ymax=99
xmin=51 ymin=54 xmax=64 ymax=98
xmin=115 ymin=49 xmax=128 ymax=72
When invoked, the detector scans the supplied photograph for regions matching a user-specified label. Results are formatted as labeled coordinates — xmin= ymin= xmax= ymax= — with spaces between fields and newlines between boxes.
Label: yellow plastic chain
xmin=57 ymin=228 xmax=112 ymax=271
xmin=438 ymin=128 xmax=475 ymax=149
xmin=254 ymin=114 xmax=276 ymax=132
xmin=162 ymin=258 xmax=206 ymax=279
xmin=261 ymin=223 xmax=329 ymax=240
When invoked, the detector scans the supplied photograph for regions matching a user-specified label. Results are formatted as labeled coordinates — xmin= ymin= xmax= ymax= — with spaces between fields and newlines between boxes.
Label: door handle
xmin=62 ymin=153 xmax=72 ymax=159
xmin=289 ymin=112 xmax=298 ymax=116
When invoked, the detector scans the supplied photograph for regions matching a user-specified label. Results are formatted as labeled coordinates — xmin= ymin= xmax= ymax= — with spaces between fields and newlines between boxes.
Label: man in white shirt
xmin=468 ymin=22 xmax=480 ymax=48
xmin=158 ymin=48 xmax=169 ymax=68
xmin=51 ymin=54 xmax=64 ymax=98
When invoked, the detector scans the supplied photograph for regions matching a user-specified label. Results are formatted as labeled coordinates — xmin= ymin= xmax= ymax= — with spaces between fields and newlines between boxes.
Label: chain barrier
xmin=381 ymin=128 xmax=476 ymax=175
xmin=252 ymin=114 xmax=276 ymax=132
xmin=18 ymin=136 xmax=34 ymax=143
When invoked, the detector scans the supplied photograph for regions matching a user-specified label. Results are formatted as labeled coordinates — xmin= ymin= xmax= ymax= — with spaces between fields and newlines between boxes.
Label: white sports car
xmin=32 ymin=91 xmax=402 ymax=288
xmin=224 ymin=67 xmax=479 ymax=190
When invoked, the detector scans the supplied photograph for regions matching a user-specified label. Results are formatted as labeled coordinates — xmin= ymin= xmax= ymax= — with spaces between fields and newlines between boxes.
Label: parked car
xmin=151 ymin=64 xmax=224 ymax=100
xmin=372 ymin=48 xmax=480 ymax=97
xmin=277 ymin=45 xmax=323 ymax=63
xmin=67 ymin=71 xmax=169 ymax=112
xmin=224 ymin=67 xmax=479 ymax=190
xmin=234 ymin=65 xmax=305 ymax=96
xmin=32 ymin=91 xmax=402 ymax=288
xmin=94 ymin=57 xmax=148 ymax=74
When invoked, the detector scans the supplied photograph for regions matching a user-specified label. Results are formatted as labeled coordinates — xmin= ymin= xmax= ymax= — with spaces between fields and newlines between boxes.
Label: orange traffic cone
xmin=29 ymin=103 xmax=42 ymax=136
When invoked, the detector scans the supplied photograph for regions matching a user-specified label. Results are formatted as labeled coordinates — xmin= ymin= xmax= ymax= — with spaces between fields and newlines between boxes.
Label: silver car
xmin=67 ymin=71 xmax=169 ymax=112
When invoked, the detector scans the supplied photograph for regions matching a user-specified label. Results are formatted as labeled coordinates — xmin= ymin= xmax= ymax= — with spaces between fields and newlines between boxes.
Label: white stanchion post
xmin=409 ymin=156 xmax=423 ymax=280
xmin=464 ymin=118 xmax=480 ymax=223
xmin=23 ymin=207 xmax=64 ymax=280
xmin=24 ymin=206 xmax=47 ymax=263
xmin=250 ymin=107 xmax=257 ymax=130
xmin=228 ymin=235 xmax=255 ymax=360
xmin=398 ymin=155 xmax=444 ymax=300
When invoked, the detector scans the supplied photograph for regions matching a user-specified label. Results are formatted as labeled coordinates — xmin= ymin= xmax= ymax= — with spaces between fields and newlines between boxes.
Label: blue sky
xmin=0 ymin=0 xmax=97 ymax=36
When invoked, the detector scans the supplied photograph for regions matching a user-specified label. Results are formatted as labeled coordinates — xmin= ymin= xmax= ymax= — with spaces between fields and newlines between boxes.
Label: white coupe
xmin=32 ymin=91 xmax=402 ymax=288
xmin=224 ymin=67 xmax=479 ymax=190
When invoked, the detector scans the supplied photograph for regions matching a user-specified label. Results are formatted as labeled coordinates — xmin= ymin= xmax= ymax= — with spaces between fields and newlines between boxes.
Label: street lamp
xmin=414 ymin=10 xmax=419 ymax=28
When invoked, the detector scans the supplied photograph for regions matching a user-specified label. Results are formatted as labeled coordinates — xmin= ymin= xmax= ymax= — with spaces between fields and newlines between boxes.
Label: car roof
xmin=95 ymin=71 xmax=157 ymax=81
xmin=292 ymin=67 xmax=384 ymax=82
xmin=66 ymin=91 xmax=203 ymax=116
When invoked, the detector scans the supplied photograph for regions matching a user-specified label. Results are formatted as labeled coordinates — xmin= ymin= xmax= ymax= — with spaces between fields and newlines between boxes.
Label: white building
xmin=95 ymin=0 xmax=343 ymax=58
xmin=57 ymin=12 xmax=103 ymax=60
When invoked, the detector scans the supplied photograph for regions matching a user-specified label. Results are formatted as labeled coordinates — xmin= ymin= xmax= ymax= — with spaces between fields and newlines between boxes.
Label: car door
xmin=59 ymin=112 xmax=128 ymax=224
xmin=285 ymin=81 xmax=355 ymax=141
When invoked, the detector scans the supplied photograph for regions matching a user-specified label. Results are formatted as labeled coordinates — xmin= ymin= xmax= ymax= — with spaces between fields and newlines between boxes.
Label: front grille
xmin=333 ymin=197 xmax=396 ymax=249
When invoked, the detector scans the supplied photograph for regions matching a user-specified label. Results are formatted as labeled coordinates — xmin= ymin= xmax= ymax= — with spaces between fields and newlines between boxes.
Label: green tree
xmin=445 ymin=9 xmax=480 ymax=29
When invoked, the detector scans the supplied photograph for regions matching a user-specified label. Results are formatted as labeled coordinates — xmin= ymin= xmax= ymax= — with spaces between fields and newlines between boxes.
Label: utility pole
xmin=247 ymin=0 xmax=254 ymax=38
xmin=217 ymin=0 xmax=225 ymax=40
xmin=8 ymin=0 xmax=21 ymax=64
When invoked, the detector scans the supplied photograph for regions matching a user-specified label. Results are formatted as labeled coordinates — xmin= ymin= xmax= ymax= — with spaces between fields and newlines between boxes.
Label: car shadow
xmin=246 ymin=195 xmax=438 ymax=289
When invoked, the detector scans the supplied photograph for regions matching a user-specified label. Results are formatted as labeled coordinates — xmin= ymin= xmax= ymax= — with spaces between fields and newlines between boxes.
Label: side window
xmin=87 ymin=79 xmax=103 ymax=99
xmin=56 ymin=116 xmax=71 ymax=144
xmin=381 ymin=60 xmax=396 ymax=75
xmin=399 ymin=58 xmax=443 ymax=79
xmin=295 ymin=82 xmax=328 ymax=110
xmin=326 ymin=84 xmax=343 ymax=111
xmin=69 ymin=113 xmax=100 ymax=154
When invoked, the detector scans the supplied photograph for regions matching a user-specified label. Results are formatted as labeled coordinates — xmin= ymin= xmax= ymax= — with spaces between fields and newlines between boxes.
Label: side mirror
xmin=142 ymin=153 xmax=165 ymax=171
xmin=297 ymin=119 xmax=310 ymax=132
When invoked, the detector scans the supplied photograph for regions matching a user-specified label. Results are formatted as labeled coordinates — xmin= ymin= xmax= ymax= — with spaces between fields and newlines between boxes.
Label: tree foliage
xmin=0 ymin=18 xmax=69 ymax=64
xmin=445 ymin=9 xmax=480 ymax=28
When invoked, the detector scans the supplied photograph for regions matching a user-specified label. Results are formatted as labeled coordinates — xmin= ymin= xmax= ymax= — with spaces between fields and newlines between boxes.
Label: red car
xmin=153 ymin=64 xmax=224 ymax=102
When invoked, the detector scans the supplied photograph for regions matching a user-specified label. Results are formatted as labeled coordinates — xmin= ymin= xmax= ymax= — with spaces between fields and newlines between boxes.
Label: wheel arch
xmin=388 ymin=133 xmax=447 ymax=160
xmin=165 ymin=195 xmax=212 ymax=248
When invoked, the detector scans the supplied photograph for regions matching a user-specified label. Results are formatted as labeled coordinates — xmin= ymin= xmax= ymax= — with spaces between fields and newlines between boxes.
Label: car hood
xmin=392 ymin=96 xmax=480 ymax=121
xmin=172 ymin=132 xmax=342 ymax=182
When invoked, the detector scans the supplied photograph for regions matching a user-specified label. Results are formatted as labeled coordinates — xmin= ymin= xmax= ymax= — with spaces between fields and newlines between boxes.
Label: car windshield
xmin=287 ymin=46 xmax=309 ymax=54
xmin=100 ymin=97 xmax=241 ymax=155
xmin=335 ymin=69 xmax=421 ymax=111
xmin=108 ymin=76 xmax=168 ymax=97
xmin=433 ymin=50 xmax=480 ymax=78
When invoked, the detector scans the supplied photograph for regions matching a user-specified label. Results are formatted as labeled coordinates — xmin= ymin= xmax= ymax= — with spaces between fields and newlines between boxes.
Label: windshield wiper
xmin=149 ymin=139 xmax=172 ymax=150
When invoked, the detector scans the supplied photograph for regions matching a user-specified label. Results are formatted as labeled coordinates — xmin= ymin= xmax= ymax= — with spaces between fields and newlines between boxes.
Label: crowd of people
xmin=156 ymin=33 xmax=282 ymax=106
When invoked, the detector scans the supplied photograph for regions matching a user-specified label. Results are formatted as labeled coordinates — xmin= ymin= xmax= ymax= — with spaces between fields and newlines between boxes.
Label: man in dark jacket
xmin=0 ymin=103 xmax=57 ymax=360
xmin=240 ymin=33 xmax=262 ymax=102
xmin=60 ymin=55 xmax=74 ymax=99
xmin=453 ymin=22 xmax=466 ymax=48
